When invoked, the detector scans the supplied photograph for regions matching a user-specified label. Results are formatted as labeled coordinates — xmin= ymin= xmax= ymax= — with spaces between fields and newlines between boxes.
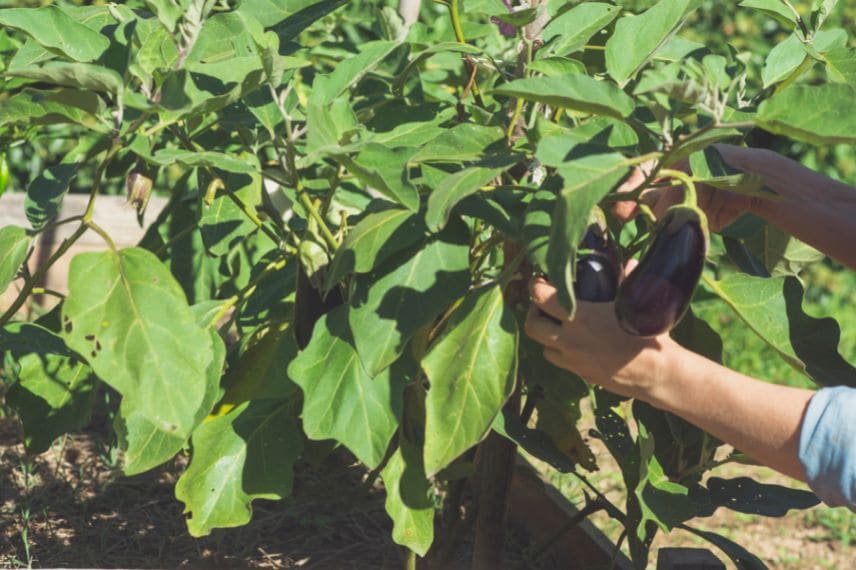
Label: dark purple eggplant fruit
xmin=295 ymin=264 xmax=344 ymax=349
xmin=615 ymin=206 xmax=708 ymax=337
xmin=575 ymin=253 xmax=618 ymax=302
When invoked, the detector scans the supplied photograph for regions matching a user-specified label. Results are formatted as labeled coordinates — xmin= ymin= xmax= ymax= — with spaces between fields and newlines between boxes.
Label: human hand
xmin=524 ymin=275 xmax=686 ymax=401
xmin=613 ymin=144 xmax=763 ymax=232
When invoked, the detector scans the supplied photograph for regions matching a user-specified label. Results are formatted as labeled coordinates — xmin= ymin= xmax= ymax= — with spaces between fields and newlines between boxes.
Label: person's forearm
xmin=641 ymin=341 xmax=814 ymax=480
xmin=720 ymin=145 xmax=856 ymax=271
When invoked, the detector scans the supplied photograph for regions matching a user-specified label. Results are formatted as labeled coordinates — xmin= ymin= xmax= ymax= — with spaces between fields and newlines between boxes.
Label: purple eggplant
xmin=615 ymin=207 xmax=708 ymax=337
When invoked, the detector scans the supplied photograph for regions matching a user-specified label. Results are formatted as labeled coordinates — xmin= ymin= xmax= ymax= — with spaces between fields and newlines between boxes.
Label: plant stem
xmin=779 ymin=0 xmax=811 ymax=39
xmin=0 ymin=224 xmax=87 ymax=327
xmin=659 ymin=168 xmax=698 ymax=208
xmin=447 ymin=0 xmax=486 ymax=107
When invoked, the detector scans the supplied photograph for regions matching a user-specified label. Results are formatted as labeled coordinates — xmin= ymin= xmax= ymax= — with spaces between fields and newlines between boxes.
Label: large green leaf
xmin=382 ymin=437 xmax=435 ymax=557
xmin=702 ymin=477 xmax=819 ymax=516
xmin=683 ymin=526 xmax=769 ymax=570
xmin=310 ymin=40 xmax=399 ymax=104
xmin=150 ymin=148 xmax=258 ymax=174
xmin=412 ymin=124 xmax=505 ymax=163
xmin=739 ymin=0 xmax=797 ymax=27
xmin=4 ymin=323 xmax=97 ymax=454
xmin=824 ymin=46 xmax=856 ymax=87
xmin=341 ymin=144 xmax=420 ymax=211
xmin=25 ymin=164 xmax=77 ymax=231
xmin=62 ymin=248 xmax=216 ymax=436
xmin=175 ymin=399 xmax=303 ymax=536
xmin=706 ymin=273 xmax=856 ymax=387
xmin=324 ymin=206 xmax=426 ymax=291
xmin=0 ymin=88 xmax=105 ymax=130
xmin=423 ymin=286 xmax=518 ymax=476
xmin=0 ymin=6 xmax=109 ymax=62
xmin=118 ymin=323 xmax=226 ymax=476
xmin=425 ymin=165 xmax=508 ymax=232
xmin=542 ymin=3 xmax=620 ymax=57
xmin=605 ymin=0 xmax=700 ymax=86
xmin=493 ymin=74 xmax=635 ymax=119
xmin=264 ymin=0 xmax=349 ymax=42
xmin=349 ymin=223 xmax=471 ymax=377
xmin=0 ymin=226 xmax=31 ymax=295
xmin=7 ymin=61 xmax=124 ymax=94
xmin=762 ymin=34 xmax=806 ymax=88
xmin=547 ymin=153 xmax=629 ymax=315
xmin=288 ymin=305 xmax=409 ymax=468
xmin=742 ymin=224 xmax=824 ymax=277
xmin=756 ymin=84 xmax=856 ymax=144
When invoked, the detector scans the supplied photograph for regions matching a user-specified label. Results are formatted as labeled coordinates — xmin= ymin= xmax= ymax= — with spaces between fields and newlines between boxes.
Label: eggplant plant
xmin=0 ymin=0 xmax=854 ymax=568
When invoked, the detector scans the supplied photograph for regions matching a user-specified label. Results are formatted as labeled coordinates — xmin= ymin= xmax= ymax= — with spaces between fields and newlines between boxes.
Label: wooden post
xmin=657 ymin=548 xmax=725 ymax=570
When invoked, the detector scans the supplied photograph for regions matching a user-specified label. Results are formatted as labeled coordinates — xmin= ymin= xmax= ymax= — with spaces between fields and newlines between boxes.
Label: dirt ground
xmin=0 ymin=417 xmax=540 ymax=569
xmin=1 ymin=412 xmax=853 ymax=569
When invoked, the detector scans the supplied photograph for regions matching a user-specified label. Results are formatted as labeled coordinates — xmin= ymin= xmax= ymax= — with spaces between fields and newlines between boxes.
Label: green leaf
xmin=304 ymin=96 xmax=360 ymax=158
xmin=605 ymin=0 xmax=700 ymax=86
xmin=704 ymin=477 xmax=819 ymax=516
xmin=707 ymin=274 xmax=856 ymax=387
xmin=4 ymin=323 xmax=97 ymax=454
xmin=811 ymin=0 xmax=838 ymax=31
xmin=342 ymin=144 xmax=420 ymax=211
xmin=0 ymin=226 xmax=31 ymax=295
xmin=756 ymin=84 xmax=856 ymax=144
xmin=547 ymin=153 xmax=629 ymax=315
xmin=492 ymin=409 xmax=575 ymax=473
xmin=382 ymin=438 xmax=435 ymax=557
xmin=324 ymin=207 xmax=426 ymax=291
xmin=425 ymin=165 xmax=509 ymax=232
xmin=521 ymin=191 xmax=553 ymax=272
xmin=683 ymin=526 xmax=769 ymax=570
xmin=310 ymin=40 xmax=399 ymax=104
xmin=394 ymin=42 xmax=482 ymax=95
xmin=0 ymin=88 xmax=105 ymax=130
xmin=412 ymin=124 xmax=506 ymax=163
xmin=221 ymin=327 xmax=298 ymax=406
xmin=349 ymin=223 xmax=471 ymax=377
xmin=269 ymin=0 xmax=349 ymax=43
xmin=494 ymin=7 xmax=538 ymax=26
xmin=200 ymin=167 xmax=263 ymax=256
xmin=25 ymin=164 xmax=78 ymax=231
xmin=742 ymin=223 xmax=824 ymax=277
xmin=144 ymin=0 xmax=187 ymax=32
xmin=0 ymin=6 xmax=110 ymax=62
xmin=762 ymin=34 xmax=806 ymax=88
xmin=288 ymin=305 xmax=409 ymax=468
xmin=739 ymin=0 xmax=797 ymax=27
xmin=689 ymin=147 xmax=766 ymax=197
xmin=526 ymin=56 xmax=586 ymax=77
xmin=118 ymin=326 xmax=225 ymax=475
xmin=824 ymin=47 xmax=856 ymax=87
xmin=423 ymin=286 xmax=518 ymax=476
xmin=62 ymin=248 xmax=216 ymax=437
xmin=7 ymin=62 xmax=124 ymax=94
xmin=494 ymin=74 xmax=635 ymax=119
xmin=175 ymin=399 xmax=303 ymax=536
xmin=150 ymin=148 xmax=259 ymax=174
xmin=542 ymin=2 xmax=620 ymax=56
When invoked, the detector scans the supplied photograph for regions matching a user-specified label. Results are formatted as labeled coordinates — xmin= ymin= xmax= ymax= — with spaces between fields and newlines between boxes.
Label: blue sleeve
xmin=799 ymin=386 xmax=856 ymax=510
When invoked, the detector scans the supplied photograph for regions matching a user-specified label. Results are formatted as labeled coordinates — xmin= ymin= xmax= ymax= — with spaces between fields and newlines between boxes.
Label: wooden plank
xmin=657 ymin=547 xmax=725 ymax=569
xmin=507 ymin=456 xmax=634 ymax=570
xmin=0 ymin=192 xmax=168 ymax=314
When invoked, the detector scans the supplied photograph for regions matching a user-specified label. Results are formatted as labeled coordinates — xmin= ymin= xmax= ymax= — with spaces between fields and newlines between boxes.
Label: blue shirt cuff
xmin=799 ymin=386 xmax=856 ymax=510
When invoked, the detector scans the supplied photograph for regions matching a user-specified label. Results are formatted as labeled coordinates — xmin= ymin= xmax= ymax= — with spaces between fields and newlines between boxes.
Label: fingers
xmin=524 ymin=305 xmax=561 ymax=346
xmin=612 ymin=165 xmax=650 ymax=222
xmin=529 ymin=277 xmax=567 ymax=321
